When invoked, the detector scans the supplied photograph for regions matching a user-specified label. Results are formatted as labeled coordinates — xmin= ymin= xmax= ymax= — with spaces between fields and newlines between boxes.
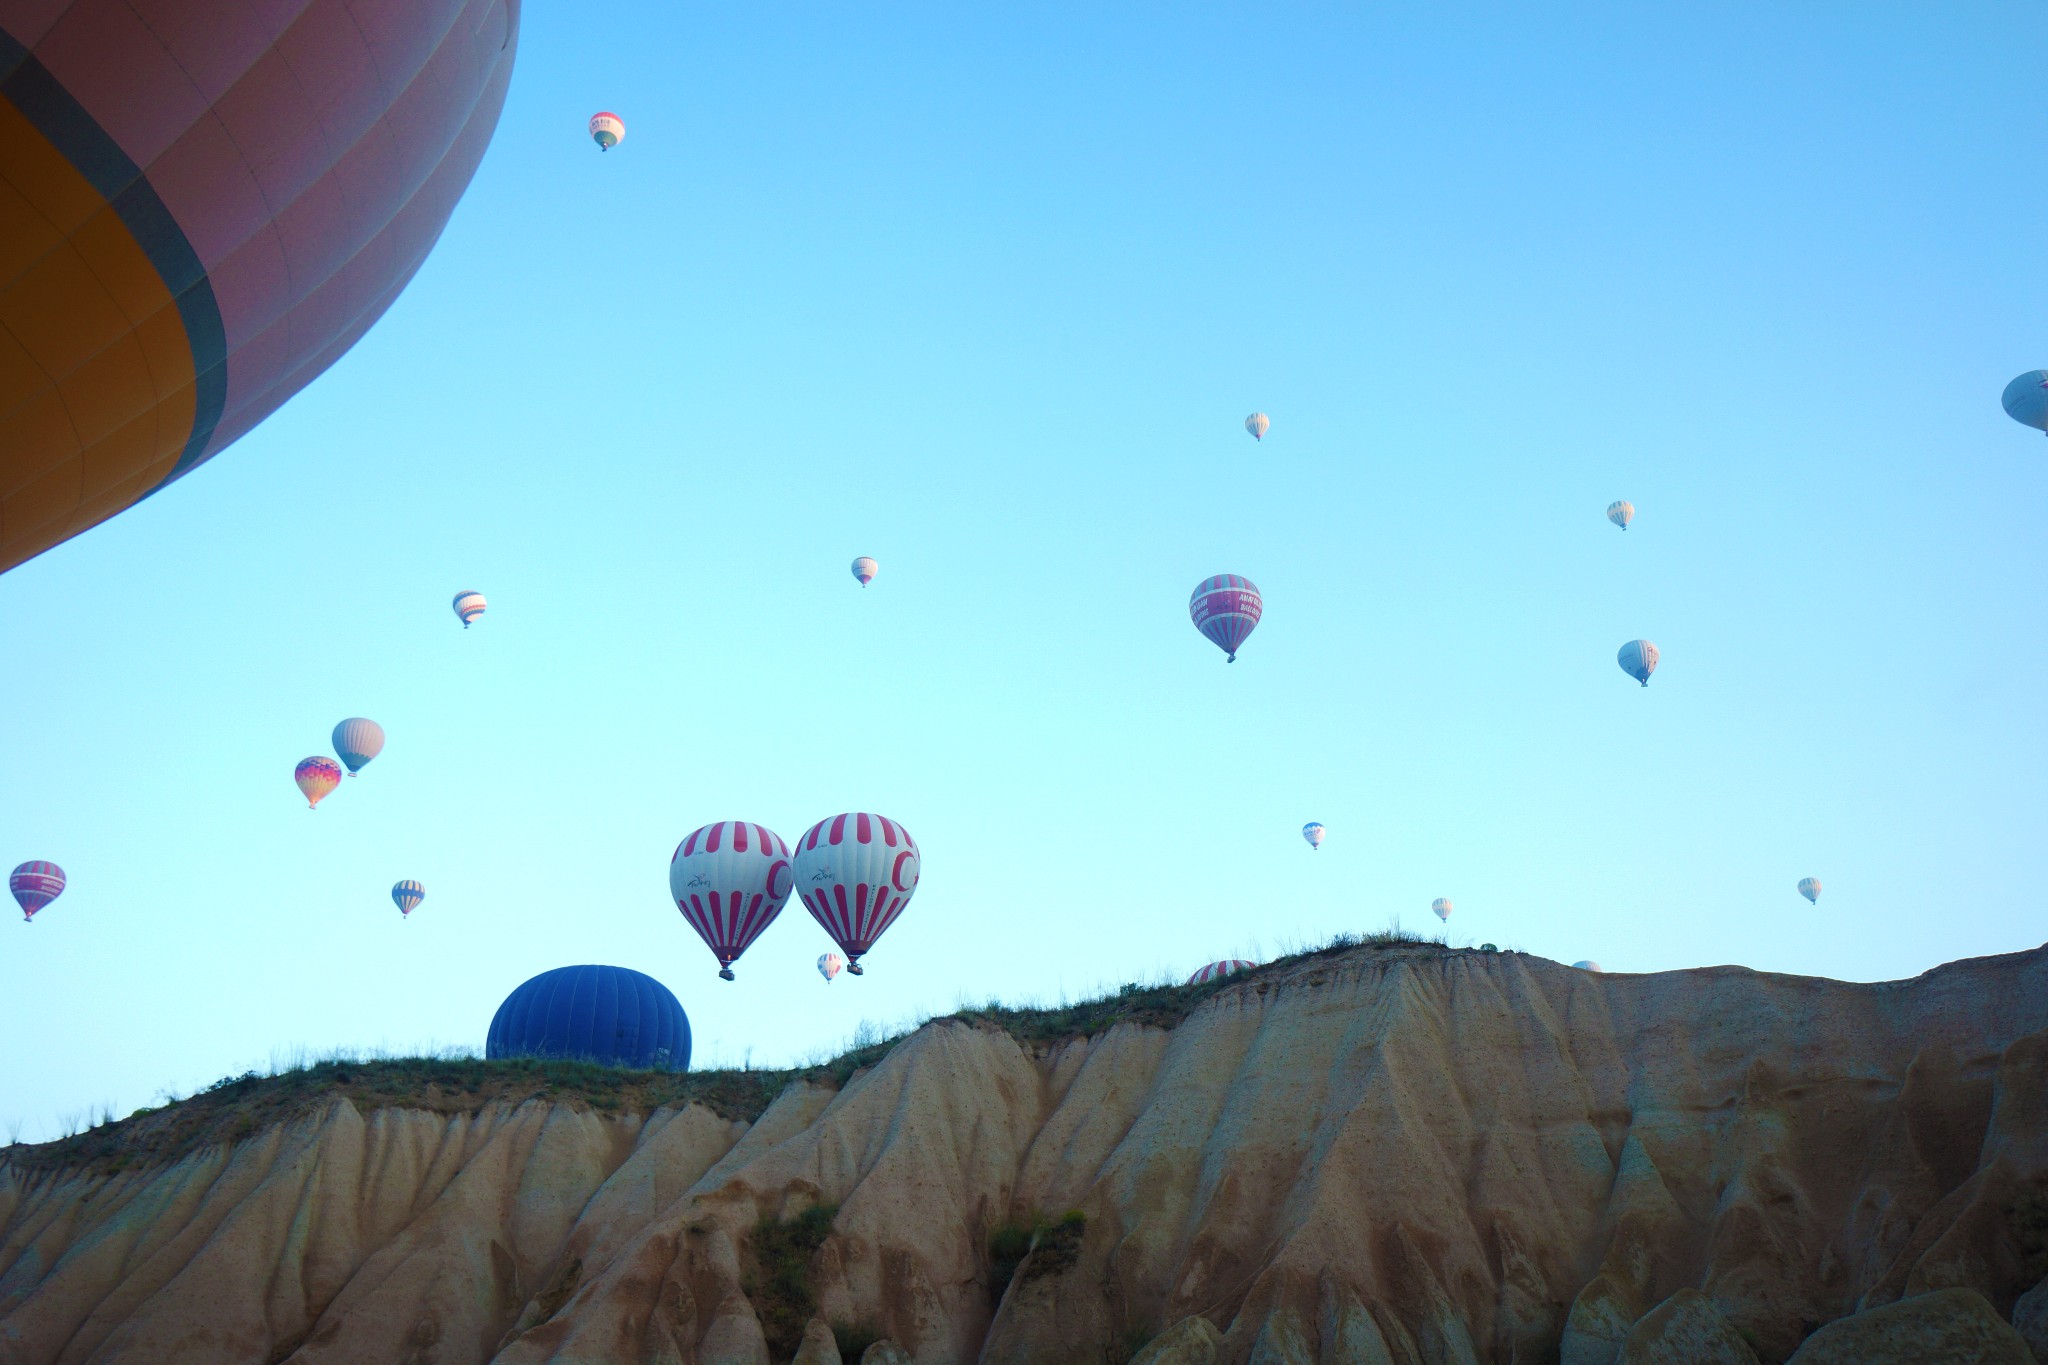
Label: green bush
xmin=746 ymin=1204 xmax=839 ymax=1359
xmin=988 ymin=1210 xmax=1090 ymax=1297
xmin=988 ymin=1222 xmax=1036 ymax=1295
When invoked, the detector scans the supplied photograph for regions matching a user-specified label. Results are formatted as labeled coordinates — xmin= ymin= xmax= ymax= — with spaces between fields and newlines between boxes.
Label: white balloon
xmin=1607 ymin=500 xmax=1634 ymax=530
xmin=1572 ymin=959 xmax=1603 ymax=972
xmin=1245 ymin=412 xmax=1270 ymax=441
xmin=1431 ymin=897 xmax=1453 ymax=922
xmin=1302 ymin=822 xmax=1325 ymax=850
xmin=1798 ymin=877 xmax=1822 ymax=904
xmin=818 ymin=952 xmax=846 ymax=982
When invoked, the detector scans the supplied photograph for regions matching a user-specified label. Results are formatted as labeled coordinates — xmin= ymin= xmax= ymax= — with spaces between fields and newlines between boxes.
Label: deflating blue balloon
xmin=486 ymin=965 xmax=692 ymax=1071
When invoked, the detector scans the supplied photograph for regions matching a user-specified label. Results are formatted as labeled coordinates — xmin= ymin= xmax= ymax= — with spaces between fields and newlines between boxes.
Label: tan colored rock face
xmin=1781 ymin=1287 xmax=2034 ymax=1364
xmin=1131 ymin=1315 xmax=1223 ymax=1365
xmin=2 ymin=944 xmax=2045 ymax=1365
xmin=1616 ymin=1289 xmax=1758 ymax=1365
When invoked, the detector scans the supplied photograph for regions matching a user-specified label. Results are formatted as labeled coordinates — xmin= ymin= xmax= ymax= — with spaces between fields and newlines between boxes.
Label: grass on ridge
xmin=3 ymin=927 xmax=1453 ymax=1176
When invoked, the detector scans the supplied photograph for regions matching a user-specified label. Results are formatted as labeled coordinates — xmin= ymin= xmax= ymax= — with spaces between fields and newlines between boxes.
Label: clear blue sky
xmin=4 ymin=4 xmax=2045 ymax=1140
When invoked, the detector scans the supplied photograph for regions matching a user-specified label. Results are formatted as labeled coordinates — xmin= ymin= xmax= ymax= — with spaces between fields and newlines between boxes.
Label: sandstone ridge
xmin=4 ymin=942 xmax=2046 ymax=1364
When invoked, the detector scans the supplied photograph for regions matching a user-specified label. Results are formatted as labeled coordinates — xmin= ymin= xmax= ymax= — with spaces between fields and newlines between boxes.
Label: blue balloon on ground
xmin=485 ymin=965 xmax=691 ymax=1071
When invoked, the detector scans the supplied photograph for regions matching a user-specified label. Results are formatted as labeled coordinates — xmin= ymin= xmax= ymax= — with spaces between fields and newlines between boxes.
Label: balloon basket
xmin=848 ymin=963 xmax=864 ymax=976
xmin=719 ymin=968 xmax=735 ymax=982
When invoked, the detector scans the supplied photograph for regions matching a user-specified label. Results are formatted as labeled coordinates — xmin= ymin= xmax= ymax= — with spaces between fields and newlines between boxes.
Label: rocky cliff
xmin=4 ymin=943 xmax=2046 ymax=1365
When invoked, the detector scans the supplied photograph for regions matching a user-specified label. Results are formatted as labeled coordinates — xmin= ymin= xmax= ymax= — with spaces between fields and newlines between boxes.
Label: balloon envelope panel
xmin=486 ymin=965 xmax=692 ymax=1071
xmin=0 ymin=1 xmax=520 ymax=572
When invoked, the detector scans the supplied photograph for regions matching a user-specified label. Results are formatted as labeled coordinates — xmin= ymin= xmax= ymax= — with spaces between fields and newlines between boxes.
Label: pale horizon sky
xmin=4 ymin=3 xmax=2046 ymax=1141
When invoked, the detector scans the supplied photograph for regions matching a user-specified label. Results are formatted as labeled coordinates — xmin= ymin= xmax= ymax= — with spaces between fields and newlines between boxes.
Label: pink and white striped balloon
xmin=793 ymin=813 xmax=920 ymax=975
xmin=1190 ymin=575 xmax=1262 ymax=662
xmin=670 ymin=821 xmax=794 ymax=980
xmin=1187 ymin=958 xmax=1255 ymax=985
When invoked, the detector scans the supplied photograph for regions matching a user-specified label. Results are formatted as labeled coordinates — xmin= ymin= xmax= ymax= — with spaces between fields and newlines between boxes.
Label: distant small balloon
xmin=333 ymin=718 xmax=385 ymax=776
xmin=2002 ymin=371 xmax=2048 ymax=435
xmin=1190 ymin=575 xmax=1262 ymax=663
xmin=295 ymin=756 xmax=343 ymax=809
xmin=1432 ymin=897 xmax=1453 ymax=922
xmin=1188 ymin=958 xmax=1254 ymax=985
xmin=1607 ymin=500 xmax=1634 ymax=530
xmin=851 ymin=556 xmax=878 ymax=587
xmin=392 ymin=880 xmax=425 ymax=918
xmin=818 ymin=952 xmax=846 ymax=982
xmin=589 ymin=112 xmax=624 ymax=151
xmin=1617 ymin=639 xmax=1659 ymax=687
xmin=1572 ymin=960 xmax=1603 ymax=972
xmin=1301 ymin=822 xmax=1325 ymax=851
xmin=452 ymin=590 xmax=487 ymax=628
xmin=1245 ymin=412 xmax=1270 ymax=441
xmin=1798 ymin=877 xmax=1822 ymax=904
xmin=10 ymin=862 xmax=65 ymax=922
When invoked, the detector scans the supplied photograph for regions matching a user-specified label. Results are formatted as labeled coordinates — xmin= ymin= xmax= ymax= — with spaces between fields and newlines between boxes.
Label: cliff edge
xmin=4 ymin=943 xmax=2046 ymax=1364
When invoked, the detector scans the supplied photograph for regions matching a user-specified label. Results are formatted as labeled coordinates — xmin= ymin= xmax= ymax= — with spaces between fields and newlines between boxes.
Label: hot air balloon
xmin=793 ymin=813 xmax=921 ymax=975
xmin=10 ymin=862 xmax=65 ymax=922
xmin=1798 ymin=877 xmax=1822 ymax=904
xmin=589 ymin=112 xmax=625 ymax=151
xmin=295 ymin=756 xmax=343 ymax=809
xmin=1190 ymin=575 xmax=1262 ymax=662
xmin=487 ymin=965 xmax=690 ymax=1070
xmin=818 ymin=952 xmax=846 ymax=982
xmin=2002 ymin=371 xmax=2048 ymax=436
xmin=851 ymin=556 xmax=878 ymax=587
xmin=669 ymin=821 xmax=795 ymax=980
xmin=0 ymin=2 xmax=519 ymax=576
xmin=333 ymin=719 xmax=385 ymax=776
xmin=1607 ymin=500 xmax=1634 ymax=530
xmin=1245 ymin=412 xmax=1270 ymax=441
xmin=391 ymin=880 xmax=424 ymax=918
xmin=1618 ymin=639 xmax=1659 ymax=687
xmin=1302 ymin=822 xmax=1325 ymax=851
xmin=1572 ymin=960 xmax=1603 ymax=972
xmin=453 ymin=590 xmax=487 ymax=628
xmin=1188 ymin=959 xmax=1254 ymax=985
xmin=1432 ymin=897 xmax=1453 ymax=922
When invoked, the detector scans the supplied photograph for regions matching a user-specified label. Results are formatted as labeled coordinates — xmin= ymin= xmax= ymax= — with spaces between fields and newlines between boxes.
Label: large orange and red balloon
xmin=0 ymin=1 xmax=520 ymax=573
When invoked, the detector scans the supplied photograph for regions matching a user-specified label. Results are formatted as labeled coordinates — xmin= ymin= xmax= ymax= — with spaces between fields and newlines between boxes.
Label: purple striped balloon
xmin=1189 ymin=575 xmax=1262 ymax=662
xmin=10 ymin=861 xmax=65 ymax=922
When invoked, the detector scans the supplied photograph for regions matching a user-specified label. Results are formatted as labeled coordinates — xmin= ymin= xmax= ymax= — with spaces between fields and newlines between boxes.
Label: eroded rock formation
xmin=3 ymin=943 xmax=2045 ymax=1364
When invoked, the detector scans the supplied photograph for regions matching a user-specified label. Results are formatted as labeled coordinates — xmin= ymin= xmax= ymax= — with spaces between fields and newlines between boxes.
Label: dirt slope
xmin=4 ymin=943 xmax=2045 ymax=1365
